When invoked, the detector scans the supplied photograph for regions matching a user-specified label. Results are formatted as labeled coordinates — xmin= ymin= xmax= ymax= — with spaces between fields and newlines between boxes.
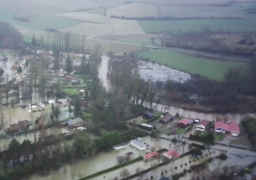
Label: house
xmin=215 ymin=121 xmax=229 ymax=134
xmin=5 ymin=126 xmax=20 ymax=135
xmin=144 ymin=151 xmax=159 ymax=160
xmin=5 ymin=120 xmax=29 ymax=135
xmin=177 ymin=119 xmax=190 ymax=128
xmin=229 ymin=122 xmax=240 ymax=137
xmin=159 ymin=115 xmax=173 ymax=123
xmin=144 ymin=111 xmax=154 ymax=119
xmin=196 ymin=120 xmax=209 ymax=132
xmin=162 ymin=150 xmax=180 ymax=160
xmin=17 ymin=120 xmax=29 ymax=129
xmin=130 ymin=139 xmax=147 ymax=150
xmin=66 ymin=117 xmax=83 ymax=128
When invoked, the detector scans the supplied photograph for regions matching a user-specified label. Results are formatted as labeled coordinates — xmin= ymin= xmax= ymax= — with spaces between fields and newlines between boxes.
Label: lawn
xmin=62 ymin=88 xmax=79 ymax=95
xmin=194 ymin=130 xmax=208 ymax=137
xmin=86 ymin=8 xmax=106 ymax=16
xmin=138 ymin=19 xmax=256 ymax=34
xmin=177 ymin=127 xmax=186 ymax=135
xmin=136 ymin=49 xmax=248 ymax=81
xmin=214 ymin=133 xmax=225 ymax=141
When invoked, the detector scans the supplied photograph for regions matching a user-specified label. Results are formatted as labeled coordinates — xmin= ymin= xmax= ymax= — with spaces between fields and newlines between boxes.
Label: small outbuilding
xmin=159 ymin=115 xmax=173 ymax=123
xmin=196 ymin=120 xmax=209 ymax=132
xmin=229 ymin=122 xmax=240 ymax=137
xmin=143 ymin=111 xmax=154 ymax=119
xmin=144 ymin=151 xmax=159 ymax=160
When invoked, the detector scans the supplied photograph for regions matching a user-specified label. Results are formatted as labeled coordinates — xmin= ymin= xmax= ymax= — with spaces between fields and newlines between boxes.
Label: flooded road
xmin=98 ymin=56 xmax=256 ymax=123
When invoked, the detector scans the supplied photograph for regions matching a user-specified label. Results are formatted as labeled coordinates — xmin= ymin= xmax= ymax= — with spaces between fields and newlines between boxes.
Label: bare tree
xmin=116 ymin=155 xmax=125 ymax=164
xmin=120 ymin=168 xmax=130 ymax=178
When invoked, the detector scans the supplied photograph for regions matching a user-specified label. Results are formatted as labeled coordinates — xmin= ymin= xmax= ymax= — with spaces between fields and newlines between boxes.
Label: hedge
xmin=121 ymin=162 xmax=167 ymax=180
xmin=180 ymin=150 xmax=192 ymax=158
xmin=191 ymin=143 xmax=205 ymax=149
xmin=79 ymin=156 xmax=143 ymax=180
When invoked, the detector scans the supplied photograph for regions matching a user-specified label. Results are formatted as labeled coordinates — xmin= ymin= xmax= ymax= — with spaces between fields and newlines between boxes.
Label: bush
xmin=171 ymin=138 xmax=177 ymax=143
xmin=244 ymin=167 xmax=251 ymax=174
xmin=218 ymin=153 xmax=228 ymax=160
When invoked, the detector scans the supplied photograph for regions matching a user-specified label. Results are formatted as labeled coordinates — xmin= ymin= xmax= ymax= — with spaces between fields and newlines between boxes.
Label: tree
xmin=17 ymin=66 xmax=22 ymax=73
xmin=53 ymin=106 xmax=60 ymax=121
xmin=31 ymin=35 xmax=37 ymax=46
xmin=73 ymin=132 xmax=95 ymax=157
xmin=204 ymin=132 xmax=215 ymax=147
xmin=74 ymin=96 xmax=81 ymax=116
xmin=120 ymin=168 xmax=130 ymax=178
xmin=80 ymin=55 xmax=86 ymax=75
xmin=0 ymin=68 xmax=4 ymax=76
xmin=65 ymin=54 xmax=72 ymax=74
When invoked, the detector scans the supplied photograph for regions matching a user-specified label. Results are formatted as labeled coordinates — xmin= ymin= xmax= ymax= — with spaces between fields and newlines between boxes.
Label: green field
xmin=214 ymin=133 xmax=225 ymax=141
xmin=136 ymin=49 xmax=248 ymax=81
xmin=138 ymin=19 xmax=256 ymax=34
xmin=63 ymin=88 xmax=79 ymax=95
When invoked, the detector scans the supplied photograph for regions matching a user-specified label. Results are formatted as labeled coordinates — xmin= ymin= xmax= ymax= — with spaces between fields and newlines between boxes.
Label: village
xmin=0 ymin=47 xmax=255 ymax=180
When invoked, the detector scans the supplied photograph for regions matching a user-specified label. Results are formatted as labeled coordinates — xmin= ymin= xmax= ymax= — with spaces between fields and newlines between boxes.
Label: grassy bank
xmin=136 ymin=49 xmax=248 ymax=81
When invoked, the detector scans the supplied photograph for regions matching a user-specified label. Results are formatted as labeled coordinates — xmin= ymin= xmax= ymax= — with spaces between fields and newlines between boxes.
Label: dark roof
xmin=159 ymin=177 xmax=170 ymax=180
xmin=198 ymin=120 xmax=209 ymax=127
xmin=160 ymin=115 xmax=173 ymax=122
xmin=144 ymin=111 xmax=154 ymax=118
xmin=17 ymin=120 xmax=29 ymax=128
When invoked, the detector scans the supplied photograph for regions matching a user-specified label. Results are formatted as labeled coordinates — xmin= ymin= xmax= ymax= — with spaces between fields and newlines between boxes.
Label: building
xmin=143 ymin=111 xmax=154 ymax=119
xmin=177 ymin=119 xmax=190 ymax=128
xmin=159 ymin=115 xmax=173 ymax=123
xmin=229 ymin=122 xmax=240 ymax=137
xmin=162 ymin=150 xmax=180 ymax=160
xmin=196 ymin=120 xmax=209 ymax=132
xmin=141 ymin=123 xmax=153 ymax=129
xmin=130 ymin=139 xmax=147 ymax=150
xmin=66 ymin=117 xmax=83 ymax=128
xmin=144 ymin=151 xmax=159 ymax=160
xmin=5 ymin=120 xmax=30 ymax=135
xmin=215 ymin=121 xmax=229 ymax=133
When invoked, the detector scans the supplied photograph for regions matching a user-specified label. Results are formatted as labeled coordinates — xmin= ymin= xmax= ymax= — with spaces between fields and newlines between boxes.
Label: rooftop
xmin=178 ymin=119 xmax=190 ymax=126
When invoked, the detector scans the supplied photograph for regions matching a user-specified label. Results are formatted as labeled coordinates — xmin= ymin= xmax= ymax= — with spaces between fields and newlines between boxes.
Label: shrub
xmin=219 ymin=153 xmax=228 ymax=160
xmin=244 ymin=167 xmax=251 ymax=174
xmin=171 ymin=138 xmax=178 ymax=143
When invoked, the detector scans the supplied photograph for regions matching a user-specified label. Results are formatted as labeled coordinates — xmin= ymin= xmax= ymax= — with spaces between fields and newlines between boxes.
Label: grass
xmin=118 ymin=37 xmax=161 ymax=46
xmin=136 ymin=49 xmax=248 ymax=81
xmin=62 ymin=88 xmax=79 ymax=95
xmin=177 ymin=127 xmax=186 ymax=135
xmin=246 ymin=121 xmax=256 ymax=134
xmin=138 ymin=19 xmax=256 ymax=34
xmin=194 ymin=130 xmax=208 ymax=137
xmin=214 ymin=133 xmax=225 ymax=141
xmin=86 ymin=8 xmax=106 ymax=16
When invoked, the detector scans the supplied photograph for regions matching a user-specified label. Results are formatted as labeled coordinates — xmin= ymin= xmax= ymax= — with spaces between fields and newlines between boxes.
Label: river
xmin=97 ymin=56 xmax=256 ymax=123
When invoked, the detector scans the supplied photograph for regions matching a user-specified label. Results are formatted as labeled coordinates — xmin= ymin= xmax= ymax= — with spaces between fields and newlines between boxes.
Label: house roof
xmin=160 ymin=115 xmax=173 ymax=122
xmin=5 ymin=125 xmax=20 ymax=133
xmin=229 ymin=122 xmax=240 ymax=134
xmin=215 ymin=121 xmax=229 ymax=131
xmin=17 ymin=120 xmax=29 ymax=128
xmin=159 ymin=177 xmax=170 ymax=180
xmin=66 ymin=120 xmax=74 ymax=126
xmin=178 ymin=119 xmax=190 ymax=126
xmin=144 ymin=151 xmax=159 ymax=160
xmin=144 ymin=111 xmax=154 ymax=118
xmin=70 ymin=117 xmax=83 ymax=125
xmin=198 ymin=120 xmax=209 ymax=127
xmin=163 ymin=150 xmax=180 ymax=159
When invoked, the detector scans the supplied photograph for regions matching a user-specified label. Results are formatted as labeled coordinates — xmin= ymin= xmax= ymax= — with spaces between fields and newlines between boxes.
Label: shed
xmin=159 ymin=115 xmax=173 ymax=123
xmin=144 ymin=111 xmax=154 ymax=119
xmin=130 ymin=139 xmax=147 ymax=150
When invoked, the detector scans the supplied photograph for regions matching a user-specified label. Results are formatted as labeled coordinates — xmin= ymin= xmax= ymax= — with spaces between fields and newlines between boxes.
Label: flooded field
xmin=138 ymin=60 xmax=191 ymax=83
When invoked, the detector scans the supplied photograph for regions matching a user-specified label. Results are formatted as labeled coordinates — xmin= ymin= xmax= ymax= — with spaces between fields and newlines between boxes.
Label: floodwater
xmin=98 ymin=57 xmax=256 ymax=123
xmin=138 ymin=61 xmax=191 ymax=83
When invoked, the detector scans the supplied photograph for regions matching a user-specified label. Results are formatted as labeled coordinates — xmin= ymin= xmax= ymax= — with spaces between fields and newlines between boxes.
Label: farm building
xmin=229 ymin=122 xmax=240 ymax=137
xmin=144 ymin=111 xmax=154 ymax=119
xmin=162 ymin=150 xmax=180 ymax=160
xmin=159 ymin=115 xmax=173 ymax=123
xmin=130 ymin=139 xmax=147 ymax=150
xmin=66 ymin=117 xmax=83 ymax=128
xmin=215 ymin=121 xmax=229 ymax=133
xmin=144 ymin=151 xmax=159 ymax=160
xmin=196 ymin=120 xmax=209 ymax=132
xmin=177 ymin=119 xmax=190 ymax=128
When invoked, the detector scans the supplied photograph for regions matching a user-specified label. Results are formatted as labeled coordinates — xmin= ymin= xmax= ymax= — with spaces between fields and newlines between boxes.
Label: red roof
xmin=144 ymin=151 xmax=159 ymax=160
xmin=229 ymin=123 xmax=240 ymax=134
xmin=215 ymin=121 xmax=229 ymax=131
xmin=165 ymin=150 xmax=180 ymax=159
xmin=178 ymin=119 xmax=190 ymax=126
xmin=198 ymin=120 xmax=209 ymax=127
xmin=17 ymin=120 xmax=29 ymax=128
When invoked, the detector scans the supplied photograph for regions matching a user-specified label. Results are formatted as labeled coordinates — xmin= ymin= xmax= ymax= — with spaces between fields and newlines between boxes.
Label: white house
xmin=196 ymin=120 xmax=209 ymax=132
